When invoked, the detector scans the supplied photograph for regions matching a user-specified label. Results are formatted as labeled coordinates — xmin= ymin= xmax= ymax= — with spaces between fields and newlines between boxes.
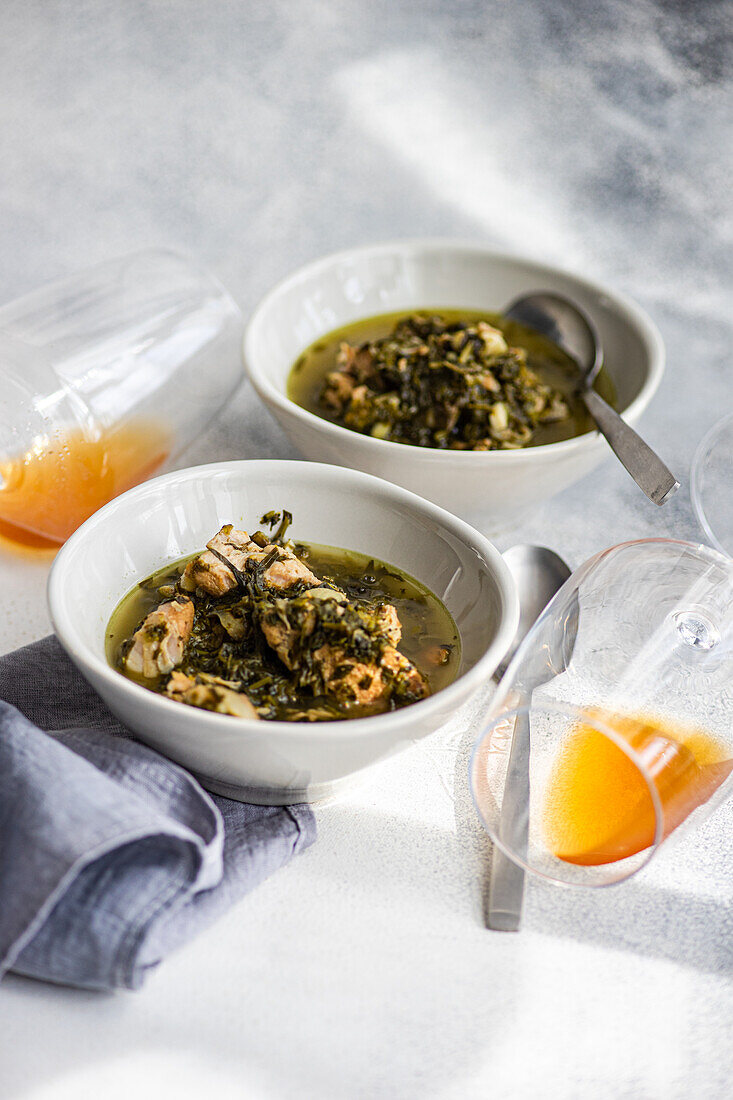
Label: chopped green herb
xmin=288 ymin=309 xmax=617 ymax=450
xmin=320 ymin=313 xmax=572 ymax=450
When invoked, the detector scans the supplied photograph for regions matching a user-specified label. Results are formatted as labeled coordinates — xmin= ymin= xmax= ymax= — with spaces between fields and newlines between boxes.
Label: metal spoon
xmin=504 ymin=291 xmax=680 ymax=506
xmin=487 ymin=544 xmax=573 ymax=932
xmin=495 ymin=544 xmax=572 ymax=680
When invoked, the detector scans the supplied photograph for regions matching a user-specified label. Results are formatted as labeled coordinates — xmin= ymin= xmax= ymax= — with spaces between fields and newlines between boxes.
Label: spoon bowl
xmin=504 ymin=291 xmax=602 ymax=388
xmin=505 ymin=291 xmax=679 ymax=505
xmin=496 ymin=544 xmax=572 ymax=679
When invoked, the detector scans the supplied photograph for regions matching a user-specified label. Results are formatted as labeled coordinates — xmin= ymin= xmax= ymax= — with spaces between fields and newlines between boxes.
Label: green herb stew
xmin=106 ymin=511 xmax=460 ymax=722
xmin=288 ymin=309 xmax=616 ymax=450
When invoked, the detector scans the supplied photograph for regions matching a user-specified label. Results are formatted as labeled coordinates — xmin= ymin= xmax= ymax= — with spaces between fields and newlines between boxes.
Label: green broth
xmin=106 ymin=540 xmax=461 ymax=720
xmin=287 ymin=308 xmax=616 ymax=448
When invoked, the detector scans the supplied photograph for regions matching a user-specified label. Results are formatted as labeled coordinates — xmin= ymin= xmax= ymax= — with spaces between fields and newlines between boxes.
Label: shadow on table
xmin=0 ymin=799 xmax=523 ymax=1100
xmin=1 ymin=762 xmax=730 ymax=1100
xmin=524 ymin=869 xmax=733 ymax=976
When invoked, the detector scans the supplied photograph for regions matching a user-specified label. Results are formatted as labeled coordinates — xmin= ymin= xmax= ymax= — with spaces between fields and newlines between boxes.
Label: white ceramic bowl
xmin=48 ymin=460 xmax=518 ymax=804
xmin=244 ymin=240 xmax=665 ymax=526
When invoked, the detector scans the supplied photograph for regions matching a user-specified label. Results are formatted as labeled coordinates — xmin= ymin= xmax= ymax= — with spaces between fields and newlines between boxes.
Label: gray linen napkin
xmin=0 ymin=636 xmax=316 ymax=992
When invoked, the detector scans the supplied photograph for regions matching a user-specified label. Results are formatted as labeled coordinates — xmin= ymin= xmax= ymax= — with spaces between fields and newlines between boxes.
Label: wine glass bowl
xmin=0 ymin=250 xmax=243 ymax=545
xmin=471 ymin=539 xmax=733 ymax=887
xmin=691 ymin=411 xmax=733 ymax=558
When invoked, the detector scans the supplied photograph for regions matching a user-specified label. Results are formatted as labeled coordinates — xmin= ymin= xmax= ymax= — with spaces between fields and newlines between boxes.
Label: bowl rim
xmin=243 ymin=237 xmax=665 ymax=464
xmin=47 ymin=458 xmax=520 ymax=740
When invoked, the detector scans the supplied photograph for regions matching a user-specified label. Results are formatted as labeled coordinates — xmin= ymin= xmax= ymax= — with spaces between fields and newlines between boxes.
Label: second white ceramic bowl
xmin=244 ymin=240 xmax=665 ymax=526
xmin=48 ymin=460 xmax=518 ymax=803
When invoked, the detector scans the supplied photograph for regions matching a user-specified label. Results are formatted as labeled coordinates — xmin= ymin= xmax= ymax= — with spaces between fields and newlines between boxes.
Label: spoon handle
xmin=487 ymin=708 xmax=530 ymax=931
xmin=582 ymin=389 xmax=680 ymax=505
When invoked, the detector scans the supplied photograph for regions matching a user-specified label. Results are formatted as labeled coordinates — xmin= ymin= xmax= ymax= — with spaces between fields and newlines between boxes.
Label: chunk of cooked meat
xmin=165 ymin=670 xmax=259 ymax=719
xmin=313 ymin=645 xmax=390 ymax=710
xmin=263 ymin=551 xmax=320 ymax=592
xmin=322 ymin=369 xmax=355 ymax=411
xmin=166 ymin=670 xmax=196 ymax=696
xmin=124 ymin=596 xmax=194 ymax=678
xmin=311 ymin=641 xmax=427 ymax=711
xmin=306 ymin=643 xmax=425 ymax=710
xmin=258 ymin=612 xmax=302 ymax=671
xmin=258 ymin=587 xmax=348 ymax=670
xmin=322 ymin=343 xmax=377 ymax=410
xmin=380 ymin=646 xmax=428 ymax=702
xmin=181 ymin=524 xmax=320 ymax=597
xmin=181 ymin=525 xmax=257 ymax=596
xmin=255 ymin=584 xmax=421 ymax=711
xmin=336 ymin=341 xmax=377 ymax=383
xmin=376 ymin=603 xmax=401 ymax=646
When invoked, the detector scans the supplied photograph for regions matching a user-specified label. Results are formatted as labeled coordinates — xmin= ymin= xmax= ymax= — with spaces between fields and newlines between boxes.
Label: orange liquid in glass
xmin=0 ymin=422 xmax=169 ymax=547
xmin=544 ymin=712 xmax=733 ymax=866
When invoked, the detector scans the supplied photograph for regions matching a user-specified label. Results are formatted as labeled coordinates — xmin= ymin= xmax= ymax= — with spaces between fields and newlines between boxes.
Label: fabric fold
xmin=0 ymin=636 xmax=316 ymax=991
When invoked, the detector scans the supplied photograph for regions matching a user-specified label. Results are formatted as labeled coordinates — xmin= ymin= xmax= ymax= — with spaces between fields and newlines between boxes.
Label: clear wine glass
xmin=0 ymin=249 xmax=242 ymax=545
xmin=470 ymin=538 xmax=733 ymax=887
xmin=691 ymin=411 xmax=733 ymax=559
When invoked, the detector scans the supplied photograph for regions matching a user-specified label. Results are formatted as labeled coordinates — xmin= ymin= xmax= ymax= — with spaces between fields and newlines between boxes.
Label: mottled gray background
xmin=0 ymin=1 xmax=730 ymax=568
xmin=0 ymin=3 xmax=731 ymax=1099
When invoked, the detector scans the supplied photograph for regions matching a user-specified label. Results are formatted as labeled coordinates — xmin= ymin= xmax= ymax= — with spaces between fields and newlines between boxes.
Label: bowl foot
xmin=190 ymin=768 xmax=364 ymax=805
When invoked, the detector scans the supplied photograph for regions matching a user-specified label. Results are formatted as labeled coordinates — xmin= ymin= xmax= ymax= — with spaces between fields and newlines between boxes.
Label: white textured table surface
xmin=0 ymin=3 xmax=731 ymax=1098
